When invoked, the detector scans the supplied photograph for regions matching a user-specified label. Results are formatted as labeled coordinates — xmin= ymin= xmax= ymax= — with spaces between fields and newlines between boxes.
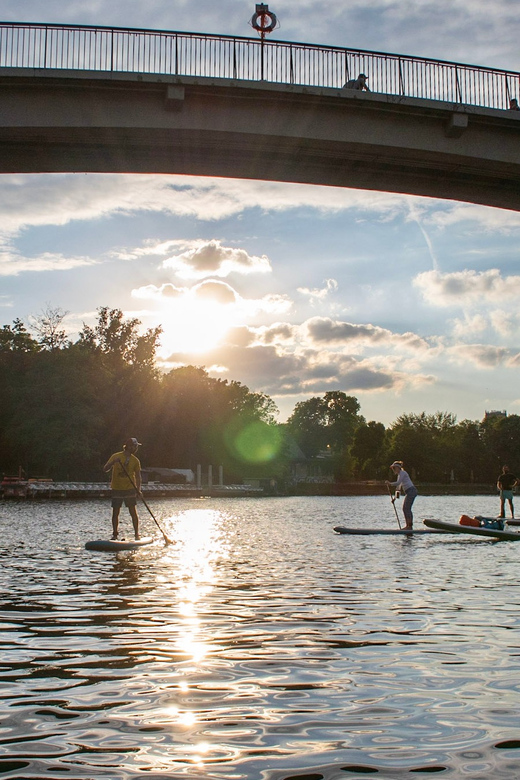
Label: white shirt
xmin=390 ymin=469 xmax=414 ymax=492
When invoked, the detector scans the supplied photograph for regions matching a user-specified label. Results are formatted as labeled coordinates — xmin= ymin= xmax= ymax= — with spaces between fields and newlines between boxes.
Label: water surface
xmin=1 ymin=495 xmax=520 ymax=779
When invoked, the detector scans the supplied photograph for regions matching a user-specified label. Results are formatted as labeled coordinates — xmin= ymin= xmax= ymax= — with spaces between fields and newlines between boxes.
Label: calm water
xmin=1 ymin=494 xmax=520 ymax=780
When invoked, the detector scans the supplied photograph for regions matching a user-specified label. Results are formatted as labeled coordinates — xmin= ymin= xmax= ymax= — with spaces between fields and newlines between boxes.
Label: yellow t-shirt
xmin=108 ymin=451 xmax=141 ymax=491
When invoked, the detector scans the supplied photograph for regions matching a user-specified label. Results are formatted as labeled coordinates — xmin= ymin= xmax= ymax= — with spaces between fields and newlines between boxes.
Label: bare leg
xmin=509 ymin=498 xmax=514 ymax=518
xmin=129 ymin=505 xmax=140 ymax=539
xmin=111 ymin=506 xmax=121 ymax=539
xmin=499 ymin=497 xmax=505 ymax=517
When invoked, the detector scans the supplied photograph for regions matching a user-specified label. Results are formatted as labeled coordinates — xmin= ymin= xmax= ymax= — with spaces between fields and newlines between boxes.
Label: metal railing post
xmin=455 ymin=66 xmax=463 ymax=103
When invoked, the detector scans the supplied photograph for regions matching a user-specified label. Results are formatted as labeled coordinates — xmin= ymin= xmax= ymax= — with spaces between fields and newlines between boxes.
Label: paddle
xmin=387 ymin=483 xmax=402 ymax=529
xmin=118 ymin=459 xmax=174 ymax=545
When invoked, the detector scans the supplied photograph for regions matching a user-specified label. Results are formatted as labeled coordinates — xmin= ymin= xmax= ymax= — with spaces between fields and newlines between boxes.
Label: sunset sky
xmin=1 ymin=0 xmax=519 ymax=426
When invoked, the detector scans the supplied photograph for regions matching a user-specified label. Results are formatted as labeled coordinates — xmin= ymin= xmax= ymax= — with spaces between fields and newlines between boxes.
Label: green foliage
xmin=285 ymin=391 xmax=365 ymax=481
xmin=0 ymin=319 xmax=39 ymax=353
xmin=1 ymin=309 xmax=519 ymax=487
xmin=351 ymin=421 xmax=387 ymax=478
xmin=30 ymin=306 xmax=70 ymax=351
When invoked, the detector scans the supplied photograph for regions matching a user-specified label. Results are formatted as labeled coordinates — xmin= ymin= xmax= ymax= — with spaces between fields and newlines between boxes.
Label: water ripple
xmin=1 ymin=495 xmax=520 ymax=778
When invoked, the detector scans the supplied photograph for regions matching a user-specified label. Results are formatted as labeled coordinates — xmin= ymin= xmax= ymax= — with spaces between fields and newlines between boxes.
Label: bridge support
xmin=0 ymin=69 xmax=519 ymax=210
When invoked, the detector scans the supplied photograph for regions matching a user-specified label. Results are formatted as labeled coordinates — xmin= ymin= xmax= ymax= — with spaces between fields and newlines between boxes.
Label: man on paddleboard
xmin=497 ymin=465 xmax=519 ymax=519
xmin=103 ymin=438 xmax=142 ymax=540
xmin=385 ymin=461 xmax=418 ymax=530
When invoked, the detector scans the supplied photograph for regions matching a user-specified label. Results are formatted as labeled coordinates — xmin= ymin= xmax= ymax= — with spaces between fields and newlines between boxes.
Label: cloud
xmin=163 ymin=338 xmax=436 ymax=399
xmin=451 ymin=312 xmax=488 ymax=338
xmin=427 ymin=203 xmax=520 ymax=232
xmin=192 ymin=280 xmax=238 ymax=305
xmin=489 ymin=310 xmax=520 ymax=338
xmin=4 ymin=173 xmax=514 ymax=272
xmin=162 ymin=239 xmax=272 ymax=279
xmin=0 ymin=251 xmax=97 ymax=277
xmin=132 ymin=283 xmax=186 ymax=300
xmin=297 ymin=278 xmax=338 ymax=301
xmin=0 ymin=174 xmax=417 ymax=248
xmin=448 ymin=343 xmax=513 ymax=368
xmin=255 ymin=323 xmax=299 ymax=345
xmin=304 ymin=316 xmax=430 ymax=351
xmin=414 ymin=269 xmax=520 ymax=307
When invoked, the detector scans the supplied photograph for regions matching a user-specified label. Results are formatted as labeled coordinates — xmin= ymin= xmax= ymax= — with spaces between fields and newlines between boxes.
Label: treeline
xmin=1 ymin=307 xmax=518 ymax=485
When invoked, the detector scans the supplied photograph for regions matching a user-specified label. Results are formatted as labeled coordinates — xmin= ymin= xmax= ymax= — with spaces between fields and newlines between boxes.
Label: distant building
xmin=142 ymin=467 xmax=195 ymax=484
xmin=484 ymin=410 xmax=507 ymax=421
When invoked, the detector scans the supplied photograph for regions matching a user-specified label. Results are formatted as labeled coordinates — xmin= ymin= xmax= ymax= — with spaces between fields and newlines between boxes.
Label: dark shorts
xmin=111 ymin=489 xmax=137 ymax=508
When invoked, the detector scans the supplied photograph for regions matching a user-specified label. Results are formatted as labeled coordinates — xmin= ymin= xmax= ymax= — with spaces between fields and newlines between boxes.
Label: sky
xmin=1 ymin=1 xmax=520 ymax=427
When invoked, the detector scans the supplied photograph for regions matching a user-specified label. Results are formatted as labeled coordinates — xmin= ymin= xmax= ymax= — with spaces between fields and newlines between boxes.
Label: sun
xmin=157 ymin=296 xmax=235 ymax=356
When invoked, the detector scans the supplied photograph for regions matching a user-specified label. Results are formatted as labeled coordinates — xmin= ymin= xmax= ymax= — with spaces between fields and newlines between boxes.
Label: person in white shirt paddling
xmin=385 ymin=461 xmax=418 ymax=530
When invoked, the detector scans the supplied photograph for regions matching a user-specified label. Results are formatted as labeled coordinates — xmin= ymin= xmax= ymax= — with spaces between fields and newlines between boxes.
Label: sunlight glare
xmin=158 ymin=296 xmax=235 ymax=355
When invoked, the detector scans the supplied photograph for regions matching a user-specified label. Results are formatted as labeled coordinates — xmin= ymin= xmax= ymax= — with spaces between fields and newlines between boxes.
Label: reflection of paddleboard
xmin=423 ymin=519 xmax=520 ymax=541
xmin=334 ymin=526 xmax=443 ymax=535
xmin=85 ymin=537 xmax=154 ymax=552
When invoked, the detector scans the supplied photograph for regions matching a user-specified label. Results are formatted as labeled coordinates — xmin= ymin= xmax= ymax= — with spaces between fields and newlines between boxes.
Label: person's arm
xmin=134 ymin=463 xmax=142 ymax=493
xmin=103 ymin=456 xmax=116 ymax=473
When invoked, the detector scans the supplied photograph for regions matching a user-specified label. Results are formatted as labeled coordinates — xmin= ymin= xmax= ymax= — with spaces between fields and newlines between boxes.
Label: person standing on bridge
xmin=343 ymin=73 xmax=371 ymax=91
xmin=103 ymin=437 xmax=142 ymax=540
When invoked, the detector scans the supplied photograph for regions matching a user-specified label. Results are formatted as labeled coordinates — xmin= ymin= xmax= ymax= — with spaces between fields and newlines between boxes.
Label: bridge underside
xmin=0 ymin=71 xmax=519 ymax=211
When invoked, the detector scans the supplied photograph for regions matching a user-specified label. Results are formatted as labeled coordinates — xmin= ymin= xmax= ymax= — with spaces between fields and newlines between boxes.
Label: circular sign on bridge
xmin=250 ymin=3 xmax=278 ymax=37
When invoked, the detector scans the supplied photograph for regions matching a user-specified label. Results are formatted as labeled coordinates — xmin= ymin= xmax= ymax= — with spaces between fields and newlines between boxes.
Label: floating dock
xmin=1 ymin=481 xmax=263 ymax=499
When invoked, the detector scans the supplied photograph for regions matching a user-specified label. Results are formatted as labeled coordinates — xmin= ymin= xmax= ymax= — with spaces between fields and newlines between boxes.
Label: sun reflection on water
xmin=153 ymin=508 xmax=232 ymax=769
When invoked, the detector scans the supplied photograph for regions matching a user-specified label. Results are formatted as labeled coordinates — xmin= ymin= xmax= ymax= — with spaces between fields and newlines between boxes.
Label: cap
xmin=390 ymin=461 xmax=402 ymax=469
xmin=124 ymin=437 xmax=142 ymax=449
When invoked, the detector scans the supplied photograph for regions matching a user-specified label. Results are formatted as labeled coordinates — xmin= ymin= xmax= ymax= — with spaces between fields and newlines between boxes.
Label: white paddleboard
xmin=85 ymin=536 xmax=154 ymax=552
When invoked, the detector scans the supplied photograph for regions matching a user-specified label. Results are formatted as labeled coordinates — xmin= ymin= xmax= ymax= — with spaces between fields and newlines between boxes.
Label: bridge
xmin=0 ymin=22 xmax=519 ymax=210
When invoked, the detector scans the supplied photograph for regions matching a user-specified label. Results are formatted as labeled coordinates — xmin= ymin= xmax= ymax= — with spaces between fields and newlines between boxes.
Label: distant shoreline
xmin=284 ymin=482 xmax=497 ymax=497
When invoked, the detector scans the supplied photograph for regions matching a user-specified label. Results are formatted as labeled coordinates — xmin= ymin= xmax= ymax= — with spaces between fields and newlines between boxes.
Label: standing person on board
xmin=497 ymin=465 xmax=518 ymax=519
xmin=103 ymin=438 xmax=142 ymax=540
xmin=385 ymin=461 xmax=418 ymax=530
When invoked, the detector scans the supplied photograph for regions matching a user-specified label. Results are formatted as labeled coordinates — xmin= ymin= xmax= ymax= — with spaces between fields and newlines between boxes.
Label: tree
xmin=351 ymin=421 xmax=387 ymax=478
xmin=450 ymin=419 xmax=486 ymax=483
xmin=0 ymin=318 xmax=39 ymax=352
xmin=286 ymin=392 xmax=363 ymax=456
xmin=30 ymin=306 xmax=70 ymax=350
xmin=78 ymin=306 xmax=162 ymax=374
xmin=386 ymin=412 xmax=458 ymax=482
xmin=285 ymin=391 xmax=364 ymax=480
xmin=149 ymin=366 xmax=281 ymax=481
xmin=481 ymin=414 xmax=520 ymax=476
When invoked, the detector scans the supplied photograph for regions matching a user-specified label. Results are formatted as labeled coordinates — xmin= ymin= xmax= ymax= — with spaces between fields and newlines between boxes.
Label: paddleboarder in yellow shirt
xmin=103 ymin=437 xmax=142 ymax=540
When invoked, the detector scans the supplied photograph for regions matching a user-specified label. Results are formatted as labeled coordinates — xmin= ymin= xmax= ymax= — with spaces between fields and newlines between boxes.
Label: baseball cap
xmin=124 ymin=437 xmax=142 ymax=449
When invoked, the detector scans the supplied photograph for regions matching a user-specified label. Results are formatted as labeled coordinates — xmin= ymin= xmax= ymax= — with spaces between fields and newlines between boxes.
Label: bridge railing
xmin=0 ymin=22 xmax=518 ymax=111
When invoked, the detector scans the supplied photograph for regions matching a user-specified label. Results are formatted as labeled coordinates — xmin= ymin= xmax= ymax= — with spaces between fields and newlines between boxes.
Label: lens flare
xmin=226 ymin=420 xmax=282 ymax=464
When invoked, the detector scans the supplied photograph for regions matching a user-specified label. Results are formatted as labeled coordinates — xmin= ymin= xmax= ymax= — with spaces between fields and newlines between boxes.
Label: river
xmin=1 ymin=494 xmax=520 ymax=779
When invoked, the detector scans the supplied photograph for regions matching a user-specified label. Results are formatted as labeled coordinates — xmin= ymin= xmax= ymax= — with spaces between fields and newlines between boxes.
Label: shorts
xmin=111 ymin=489 xmax=137 ymax=508
xmin=500 ymin=490 xmax=514 ymax=501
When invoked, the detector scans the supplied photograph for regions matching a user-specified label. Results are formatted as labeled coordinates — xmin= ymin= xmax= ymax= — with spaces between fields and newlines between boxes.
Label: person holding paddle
xmin=386 ymin=461 xmax=418 ymax=530
xmin=497 ymin=465 xmax=519 ymax=519
xmin=103 ymin=437 xmax=142 ymax=540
